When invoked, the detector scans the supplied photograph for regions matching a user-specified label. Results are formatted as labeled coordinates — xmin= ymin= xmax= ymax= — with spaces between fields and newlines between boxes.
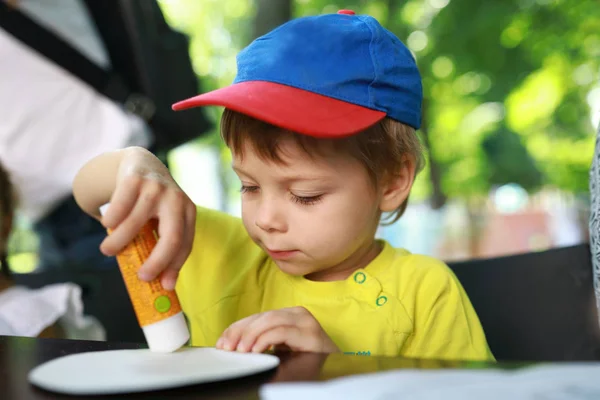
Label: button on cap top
xmin=337 ymin=9 xmax=356 ymax=15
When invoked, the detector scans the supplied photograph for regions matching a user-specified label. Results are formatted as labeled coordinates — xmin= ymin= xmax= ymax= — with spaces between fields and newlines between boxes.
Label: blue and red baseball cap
xmin=172 ymin=10 xmax=422 ymax=138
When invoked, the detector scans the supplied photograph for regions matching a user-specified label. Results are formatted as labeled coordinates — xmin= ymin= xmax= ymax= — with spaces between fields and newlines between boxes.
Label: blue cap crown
xmin=234 ymin=12 xmax=423 ymax=129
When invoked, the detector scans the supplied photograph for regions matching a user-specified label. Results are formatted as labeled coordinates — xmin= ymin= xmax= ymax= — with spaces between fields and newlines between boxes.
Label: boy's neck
xmin=303 ymin=239 xmax=382 ymax=282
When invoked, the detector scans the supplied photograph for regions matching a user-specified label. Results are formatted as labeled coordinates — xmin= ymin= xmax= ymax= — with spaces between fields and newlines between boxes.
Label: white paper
xmin=260 ymin=364 xmax=600 ymax=400
xmin=0 ymin=283 xmax=105 ymax=340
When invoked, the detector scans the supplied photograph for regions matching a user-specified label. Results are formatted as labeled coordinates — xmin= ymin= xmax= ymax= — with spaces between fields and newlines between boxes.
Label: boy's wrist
xmin=73 ymin=147 xmax=149 ymax=218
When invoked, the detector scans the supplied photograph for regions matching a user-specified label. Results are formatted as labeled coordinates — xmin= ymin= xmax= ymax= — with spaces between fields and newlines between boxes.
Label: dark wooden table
xmin=0 ymin=335 xmax=513 ymax=399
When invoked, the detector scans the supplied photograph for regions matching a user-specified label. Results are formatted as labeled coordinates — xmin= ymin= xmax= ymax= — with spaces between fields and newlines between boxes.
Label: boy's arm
xmin=73 ymin=147 xmax=133 ymax=218
xmin=401 ymin=265 xmax=495 ymax=362
xmin=72 ymin=146 xmax=197 ymax=290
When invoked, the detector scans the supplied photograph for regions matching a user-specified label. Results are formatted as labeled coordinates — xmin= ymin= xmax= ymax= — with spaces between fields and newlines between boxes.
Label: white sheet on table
xmin=260 ymin=363 xmax=600 ymax=400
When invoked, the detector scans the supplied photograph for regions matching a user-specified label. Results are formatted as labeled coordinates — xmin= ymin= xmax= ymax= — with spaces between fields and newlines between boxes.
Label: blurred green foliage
xmin=159 ymin=0 xmax=599 ymax=205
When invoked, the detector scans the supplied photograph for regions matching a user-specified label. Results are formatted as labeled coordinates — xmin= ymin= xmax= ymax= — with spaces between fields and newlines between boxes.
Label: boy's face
xmin=232 ymin=136 xmax=383 ymax=281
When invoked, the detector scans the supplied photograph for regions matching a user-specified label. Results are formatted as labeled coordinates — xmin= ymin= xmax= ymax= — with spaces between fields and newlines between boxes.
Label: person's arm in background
xmin=72 ymin=146 xmax=196 ymax=290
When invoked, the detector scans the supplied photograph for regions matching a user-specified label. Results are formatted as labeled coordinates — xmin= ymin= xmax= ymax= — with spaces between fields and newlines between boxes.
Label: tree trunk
xmin=253 ymin=0 xmax=293 ymax=40
xmin=420 ymin=99 xmax=447 ymax=209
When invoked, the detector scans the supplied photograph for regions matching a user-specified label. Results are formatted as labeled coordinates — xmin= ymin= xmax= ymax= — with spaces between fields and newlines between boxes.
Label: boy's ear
xmin=379 ymin=155 xmax=416 ymax=212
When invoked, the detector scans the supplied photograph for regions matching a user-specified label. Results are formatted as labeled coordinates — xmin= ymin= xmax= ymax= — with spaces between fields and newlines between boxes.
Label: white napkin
xmin=0 ymin=283 xmax=105 ymax=340
xmin=259 ymin=363 xmax=600 ymax=400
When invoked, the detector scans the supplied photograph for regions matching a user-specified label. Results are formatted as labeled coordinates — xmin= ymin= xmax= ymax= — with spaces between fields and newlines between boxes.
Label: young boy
xmin=73 ymin=10 xmax=494 ymax=360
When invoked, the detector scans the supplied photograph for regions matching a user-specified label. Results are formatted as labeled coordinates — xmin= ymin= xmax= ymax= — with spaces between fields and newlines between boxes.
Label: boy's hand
xmin=216 ymin=307 xmax=339 ymax=354
xmin=98 ymin=147 xmax=196 ymax=290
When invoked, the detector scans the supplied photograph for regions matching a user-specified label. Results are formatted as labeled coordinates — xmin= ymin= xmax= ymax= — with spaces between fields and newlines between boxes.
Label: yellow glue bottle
xmin=100 ymin=203 xmax=190 ymax=352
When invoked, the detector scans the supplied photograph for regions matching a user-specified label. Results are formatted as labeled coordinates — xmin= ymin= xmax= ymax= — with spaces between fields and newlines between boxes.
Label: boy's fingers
xmin=237 ymin=311 xmax=296 ymax=352
xmin=159 ymin=204 xmax=195 ymax=290
xmin=159 ymin=269 xmax=179 ymax=292
xmin=217 ymin=314 xmax=261 ymax=351
xmin=137 ymin=195 xmax=185 ymax=281
xmin=100 ymin=183 xmax=161 ymax=255
xmin=161 ymin=242 xmax=189 ymax=290
xmin=183 ymin=202 xmax=197 ymax=259
xmin=165 ymin=202 xmax=196 ymax=275
xmin=251 ymin=326 xmax=302 ymax=353
xmin=101 ymin=174 xmax=143 ymax=228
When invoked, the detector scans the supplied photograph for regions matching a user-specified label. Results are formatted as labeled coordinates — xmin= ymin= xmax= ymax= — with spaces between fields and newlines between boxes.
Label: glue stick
xmin=99 ymin=203 xmax=189 ymax=352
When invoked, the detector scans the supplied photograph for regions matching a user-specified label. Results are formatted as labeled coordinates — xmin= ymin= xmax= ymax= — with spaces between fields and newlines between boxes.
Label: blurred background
xmin=7 ymin=0 xmax=600 ymax=272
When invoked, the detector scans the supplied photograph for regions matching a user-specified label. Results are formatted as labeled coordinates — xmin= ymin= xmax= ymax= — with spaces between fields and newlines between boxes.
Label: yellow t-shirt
xmin=176 ymin=207 xmax=494 ymax=361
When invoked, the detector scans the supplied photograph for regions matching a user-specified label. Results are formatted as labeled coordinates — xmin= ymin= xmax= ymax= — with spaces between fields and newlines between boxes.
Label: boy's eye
xmin=240 ymin=186 xmax=323 ymax=205
xmin=240 ymin=185 xmax=259 ymax=193
xmin=291 ymin=194 xmax=323 ymax=206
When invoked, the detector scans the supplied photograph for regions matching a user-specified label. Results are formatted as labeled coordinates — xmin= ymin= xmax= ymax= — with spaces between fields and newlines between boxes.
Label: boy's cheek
xmin=240 ymin=211 xmax=257 ymax=234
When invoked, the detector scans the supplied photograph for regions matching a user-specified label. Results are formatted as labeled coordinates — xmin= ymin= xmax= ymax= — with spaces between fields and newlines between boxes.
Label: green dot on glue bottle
xmin=154 ymin=295 xmax=171 ymax=313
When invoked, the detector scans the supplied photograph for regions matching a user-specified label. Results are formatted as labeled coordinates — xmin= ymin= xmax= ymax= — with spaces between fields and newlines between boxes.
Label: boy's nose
xmin=254 ymin=198 xmax=287 ymax=233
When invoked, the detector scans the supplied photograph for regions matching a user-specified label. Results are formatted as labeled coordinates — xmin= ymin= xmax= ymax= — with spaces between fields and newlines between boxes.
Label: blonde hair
xmin=220 ymin=109 xmax=425 ymax=224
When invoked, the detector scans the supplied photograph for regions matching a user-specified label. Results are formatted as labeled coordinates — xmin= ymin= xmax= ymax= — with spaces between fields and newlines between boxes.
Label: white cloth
xmin=0 ymin=0 xmax=151 ymax=222
xmin=260 ymin=364 xmax=600 ymax=400
xmin=0 ymin=283 xmax=105 ymax=340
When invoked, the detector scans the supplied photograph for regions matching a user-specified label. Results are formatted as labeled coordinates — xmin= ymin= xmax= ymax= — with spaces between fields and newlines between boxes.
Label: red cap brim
xmin=172 ymin=81 xmax=386 ymax=138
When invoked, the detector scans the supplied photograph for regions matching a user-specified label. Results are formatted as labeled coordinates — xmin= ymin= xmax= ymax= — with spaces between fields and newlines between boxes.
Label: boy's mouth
xmin=266 ymin=249 xmax=299 ymax=260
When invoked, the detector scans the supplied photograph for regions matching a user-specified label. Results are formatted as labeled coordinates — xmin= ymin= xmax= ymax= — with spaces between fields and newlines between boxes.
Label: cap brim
xmin=172 ymin=81 xmax=386 ymax=138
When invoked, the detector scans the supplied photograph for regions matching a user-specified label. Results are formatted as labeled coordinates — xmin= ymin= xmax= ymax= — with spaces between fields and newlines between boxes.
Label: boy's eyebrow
xmin=278 ymin=175 xmax=332 ymax=183
xmin=232 ymin=165 xmax=252 ymax=176
xmin=232 ymin=165 xmax=332 ymax=183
